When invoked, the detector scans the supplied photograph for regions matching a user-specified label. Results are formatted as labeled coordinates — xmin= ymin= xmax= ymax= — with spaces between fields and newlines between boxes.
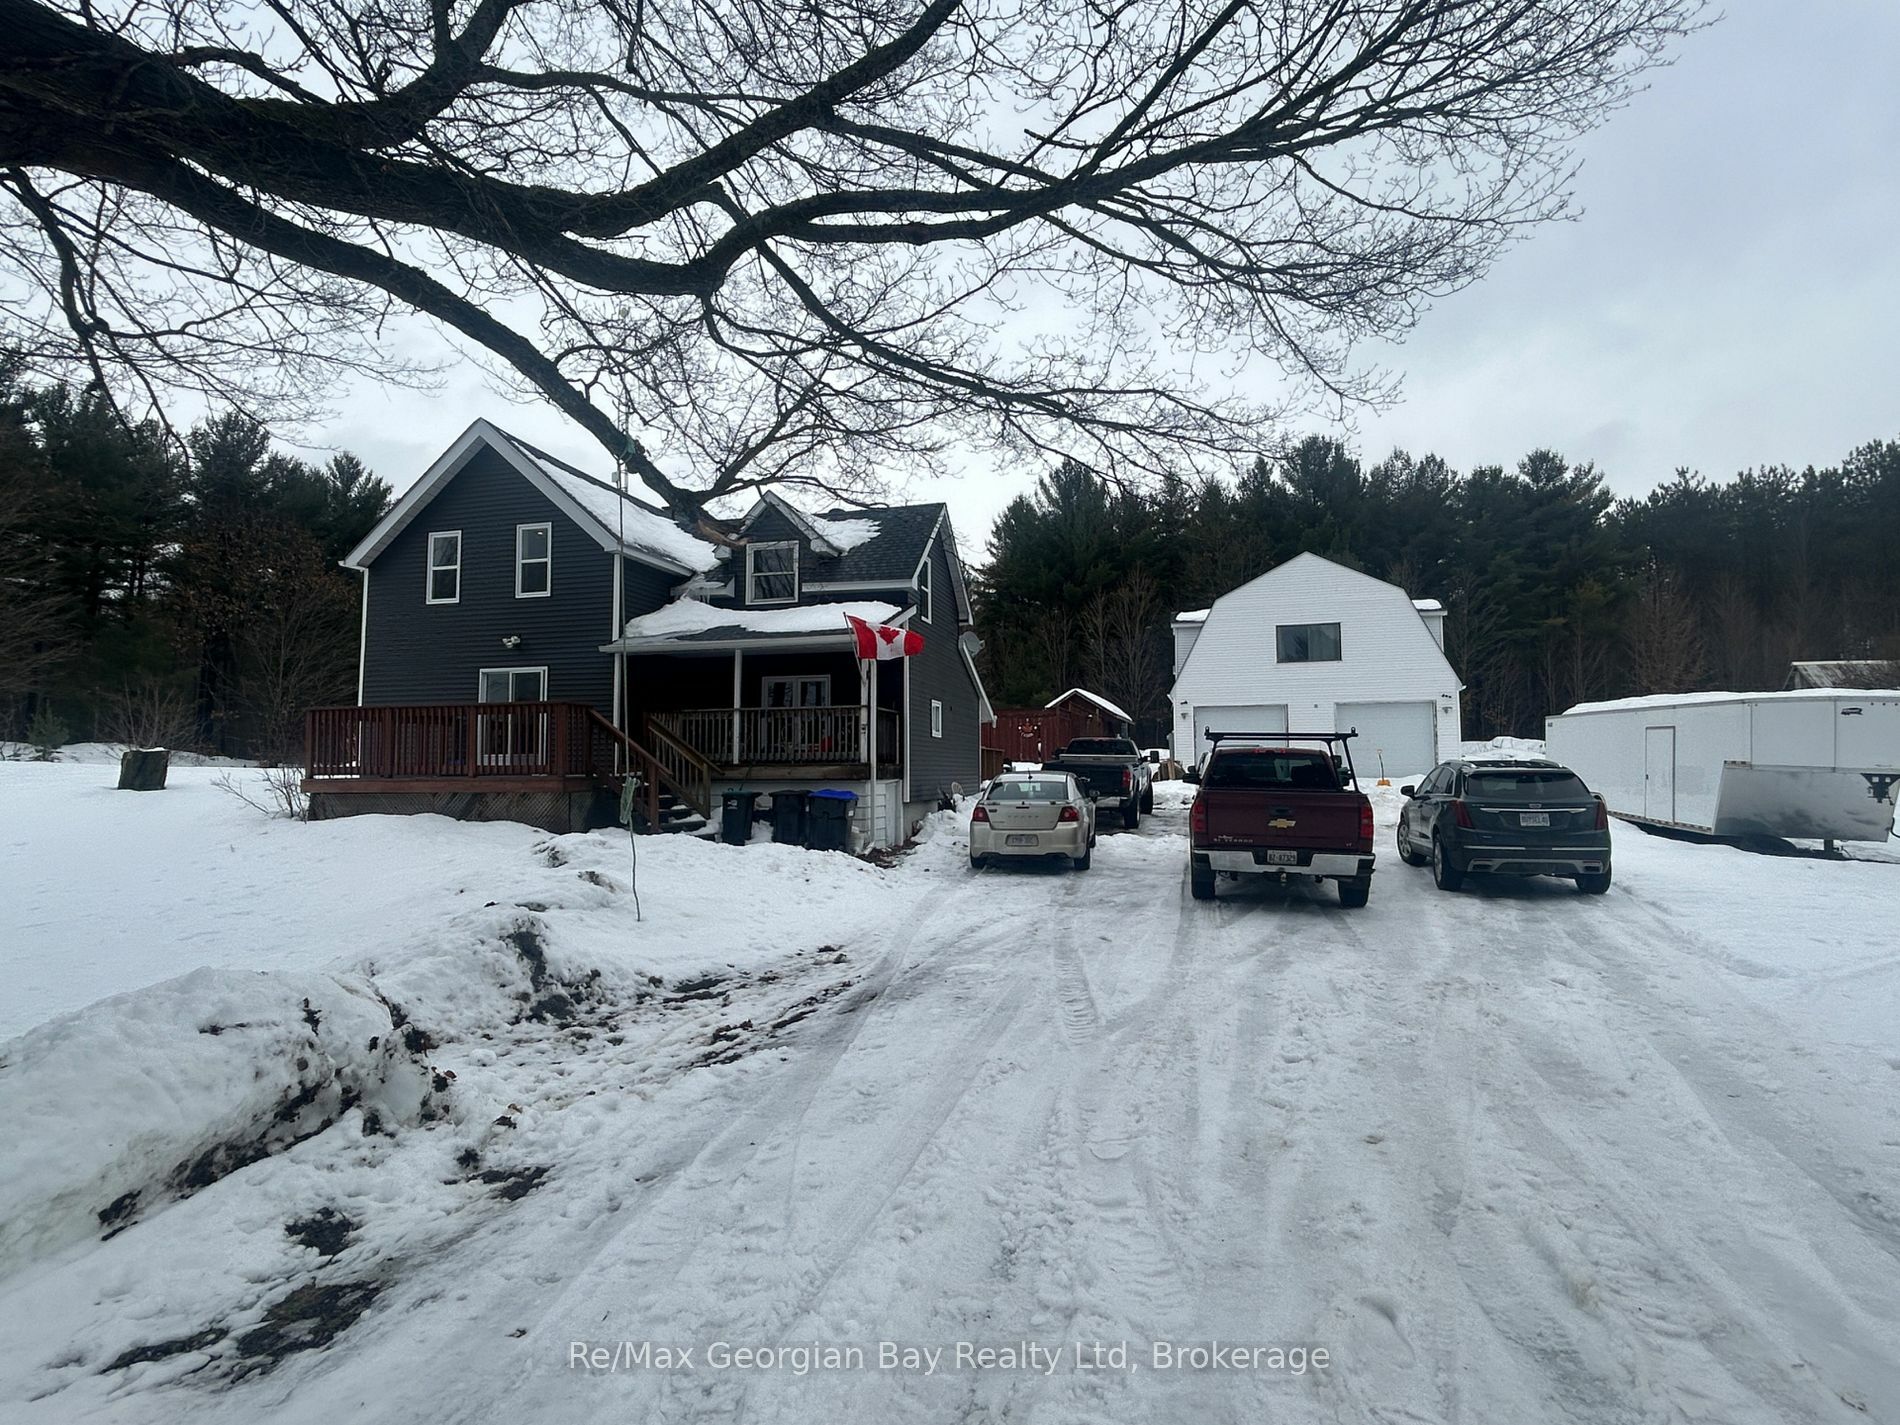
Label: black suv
xmin=1396 ymin=758 xmax=1613 ymax=894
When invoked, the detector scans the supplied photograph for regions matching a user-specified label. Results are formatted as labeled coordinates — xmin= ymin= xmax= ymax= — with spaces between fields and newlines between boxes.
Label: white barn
xmin=1170 ymin=552 xmax=1462 ymax=778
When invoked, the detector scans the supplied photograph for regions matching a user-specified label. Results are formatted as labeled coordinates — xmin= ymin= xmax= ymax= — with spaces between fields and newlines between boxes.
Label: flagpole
xmin=867 ymin=652 xmax=879 ymax=849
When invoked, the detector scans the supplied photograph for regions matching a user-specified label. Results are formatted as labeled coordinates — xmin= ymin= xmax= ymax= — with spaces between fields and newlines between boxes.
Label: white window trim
xmin=515 ymin=522 xmax=552 ymax=599
xmin=477 ymin=666 xmax=549 ymax=703
xmin=426 ymin=530 xmax=462 ymax=605
xmin=746 ymin=540 xmax=800 ymax=605
xmin=917 ymin=554 xmax=933 ymax=624
xmin=762 ymin=674 xmax=833 ymax=708
xmin=930 ymin=698 xmax=944 ymax=738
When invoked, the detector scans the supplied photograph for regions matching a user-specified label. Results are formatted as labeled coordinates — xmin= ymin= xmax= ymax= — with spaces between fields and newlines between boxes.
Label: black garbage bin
xmin=806 ymin=788 xmax=858 ymax=852
xmin=770 ymin=789 xmax=810 ymax=845
xmin=719 ymin=790 xmax=757 ymax=845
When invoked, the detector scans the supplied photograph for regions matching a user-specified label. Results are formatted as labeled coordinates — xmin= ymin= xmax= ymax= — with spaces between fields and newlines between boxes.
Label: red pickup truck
xmin=1184 ymin=732 xmax=1376 ymax=905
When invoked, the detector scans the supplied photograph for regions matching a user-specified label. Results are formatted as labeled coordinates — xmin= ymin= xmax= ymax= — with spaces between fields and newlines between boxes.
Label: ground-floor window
xmin=479 ymin=668 xmax=548 ymax=703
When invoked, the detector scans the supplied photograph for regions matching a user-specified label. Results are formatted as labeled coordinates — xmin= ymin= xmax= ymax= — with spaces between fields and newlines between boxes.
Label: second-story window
xmin=1276 ymin=622 xmax=1342 ymax=662
xmin=427 ymin=531 xmax=461 ymax=604
xmin=917 ymin=551 xmax=933 ymax=623
xmin=516 ymin=522 xmax=552 ymax=597
xmin=747 ymin=541 xmax=799 ymax=604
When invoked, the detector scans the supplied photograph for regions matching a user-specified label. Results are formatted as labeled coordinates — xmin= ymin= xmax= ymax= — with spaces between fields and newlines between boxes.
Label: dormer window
xmin=746 ymin=541 xmax=799 ymax=604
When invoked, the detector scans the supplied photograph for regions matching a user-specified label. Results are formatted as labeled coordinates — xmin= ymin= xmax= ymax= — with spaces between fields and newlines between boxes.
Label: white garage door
xmin=1336 ymin=700 xmax=1436 ymax=782
xmin=1192 ymin=704 xmax=1287 ymax=763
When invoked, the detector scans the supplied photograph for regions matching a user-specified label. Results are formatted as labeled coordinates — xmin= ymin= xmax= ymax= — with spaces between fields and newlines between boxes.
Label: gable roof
xmin=719 ymin=497 xmax=974 ymax=624
xmin=1046 ymin=688 xmax=1133 ymax=724
xmin=1174 ymin=550 xmax=1460 ymax=693
xmin=342 ymin=419 xmax=718 ymax=577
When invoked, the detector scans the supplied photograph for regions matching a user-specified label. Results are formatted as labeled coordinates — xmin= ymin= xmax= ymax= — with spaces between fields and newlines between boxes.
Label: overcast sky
xmin=329 ymin=1 xmax=1900 ymax=558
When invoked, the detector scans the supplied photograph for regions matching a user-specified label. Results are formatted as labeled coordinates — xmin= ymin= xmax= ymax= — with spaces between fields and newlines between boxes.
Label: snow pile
xmin=617 ymin=598 xmax=901 ymax=642
xmin=1459 ymin=735 xmax=1550 ymax=761
xmin=0 ymin=968 xmax=436 ymax=1279
xmin=810 ymin=514 xmax=880 ymax=552
xmin=0 ymin=741 xmax=250 ymax=766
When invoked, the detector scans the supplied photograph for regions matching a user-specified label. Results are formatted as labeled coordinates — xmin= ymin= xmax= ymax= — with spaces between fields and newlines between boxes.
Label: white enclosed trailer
xmin=1546 ymin=690 xmax=1900 ymax=842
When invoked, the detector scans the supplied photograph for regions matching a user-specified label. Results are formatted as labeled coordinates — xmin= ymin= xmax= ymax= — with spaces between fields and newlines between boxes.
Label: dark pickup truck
xmin=1184 ymin=732 xmax=1375 ymax=905
xmin=1041 ymin=737 xmax=1154 ymax=829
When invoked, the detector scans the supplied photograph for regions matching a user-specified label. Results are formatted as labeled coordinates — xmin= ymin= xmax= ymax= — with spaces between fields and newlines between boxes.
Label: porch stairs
xmin=629 ymin=789 xmax=716 ymax=839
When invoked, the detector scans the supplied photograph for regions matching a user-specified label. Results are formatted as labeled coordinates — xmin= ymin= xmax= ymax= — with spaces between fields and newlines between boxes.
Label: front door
xmin=759 ymin=675 xmax=833 ymax=761
xmin=478 ymin=667 xmax=549 ymax=765
xmin=1644 ymin=725 xmax=1676 ymax=822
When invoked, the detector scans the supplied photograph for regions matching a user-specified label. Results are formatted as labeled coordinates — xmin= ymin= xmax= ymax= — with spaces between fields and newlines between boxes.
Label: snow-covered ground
xmin=3 ymin=761 xmax=1898 ymax=1423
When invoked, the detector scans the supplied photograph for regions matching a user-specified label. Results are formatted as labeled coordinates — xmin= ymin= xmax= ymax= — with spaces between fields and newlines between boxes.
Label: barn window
xmin=1276 ymin=622 xmax=1342 ymax=662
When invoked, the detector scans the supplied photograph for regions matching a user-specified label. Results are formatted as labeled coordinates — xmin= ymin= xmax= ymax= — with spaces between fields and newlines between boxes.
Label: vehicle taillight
xmin=971 ymin=803 xmax=989 ymax=823
xmin=1122 ymin=767 xmax=1133 ymax=791
xmin=1058 ymin=805 xmax=1080 ymax=823
xmin=1594 ymin=796 xmax=1608 ymax=830
xmin=1359 ymin=800 xmax=1375 ymax=845
xmin=1453 ymin=799 xmax=1474 ymax=828
xmin=1190 ymin=797 xmax=1207 ymax=839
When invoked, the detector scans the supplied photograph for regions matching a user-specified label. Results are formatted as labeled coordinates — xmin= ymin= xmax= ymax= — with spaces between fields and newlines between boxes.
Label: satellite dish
xmin=959 ymin=631 xmax=984 ymax=656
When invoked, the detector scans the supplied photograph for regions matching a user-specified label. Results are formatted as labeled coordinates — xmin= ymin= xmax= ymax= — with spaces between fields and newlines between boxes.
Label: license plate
xmin=1263 ymin=848 xmax=1299 ymax=865
xmin=1519 ymin=812 xmax=1550 ymax=827
xmin=1005 ymin=834 xmax=1037 ymax=847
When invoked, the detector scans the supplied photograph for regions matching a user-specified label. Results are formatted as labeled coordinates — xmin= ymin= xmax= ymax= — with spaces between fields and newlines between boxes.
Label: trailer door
xmin=1644 ymin=726 xmax=1676 ymax=821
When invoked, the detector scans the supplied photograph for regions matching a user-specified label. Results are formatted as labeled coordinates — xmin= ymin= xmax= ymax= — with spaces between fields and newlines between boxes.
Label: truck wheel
xmin=1337 ymin=875 xmax=1371 ymax=908
xmin=1576 ymin=868 xmax=1612 ymax=894
xmin=1073 ymin=844 xmax=1092 ymax=871
xmin=970 ymin=853 xmax=987 ymax=871
xmin=1431 ymin=837 xmax=1465 ymax=892
xmin=1141 ymin=786 xmax=1155 ymax=814
xmin=1190 ymin=856 xmax=1216 ymax=901
xmin=1122 ymin=800 xmax=1140 ymax=830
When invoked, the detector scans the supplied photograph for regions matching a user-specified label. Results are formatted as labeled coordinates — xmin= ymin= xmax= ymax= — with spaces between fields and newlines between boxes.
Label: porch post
xmin=731 ymin=649 xmax=743 ymax=763
xmin=866 ymin=655 xmax=878 ymax=848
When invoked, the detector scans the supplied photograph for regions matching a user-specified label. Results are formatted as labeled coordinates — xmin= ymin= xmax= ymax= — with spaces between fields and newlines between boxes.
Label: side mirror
xmin=1182 ymin=767 xmax=1200 ymax=784
xmin=1399 ymin=784 xmax=1416 ymax=797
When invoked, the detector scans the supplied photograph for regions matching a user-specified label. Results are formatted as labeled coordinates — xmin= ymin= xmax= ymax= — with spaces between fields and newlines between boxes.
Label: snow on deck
xmin=3 ymin=758 xmax=1899 ymax=1421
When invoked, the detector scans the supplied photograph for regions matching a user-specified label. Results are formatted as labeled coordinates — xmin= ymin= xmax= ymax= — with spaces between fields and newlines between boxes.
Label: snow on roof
xmin=616 ymin=599 xmax=902 ymax=645
xmin=809 ymin=514 xmax=881 ymax=553
xmin=1413 ymin=599 xmax=1445 ymax=613
xmin=1046 ymin=688 xmax=1133 ymax=723
xmin=1561 ymin=688 xmax=1900 ymax=716
xmin=507 ymin=442 xmax=719 ymax=574
xmin=1174 ymin=609 xmax=1210 ymax=624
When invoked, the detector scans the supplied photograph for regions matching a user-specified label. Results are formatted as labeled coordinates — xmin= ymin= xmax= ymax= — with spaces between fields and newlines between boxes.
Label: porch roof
xmin=601 ymin=598 xmax=908 ymax=654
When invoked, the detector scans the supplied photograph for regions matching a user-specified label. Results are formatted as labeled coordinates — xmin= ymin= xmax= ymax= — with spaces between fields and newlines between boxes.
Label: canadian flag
xmin=846 ymin=613 xmax=924 ymax=660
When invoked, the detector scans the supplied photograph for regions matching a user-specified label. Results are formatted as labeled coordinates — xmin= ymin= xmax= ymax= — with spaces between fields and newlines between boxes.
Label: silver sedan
xmin=970 ymin=772 xmax=1097 ymax=871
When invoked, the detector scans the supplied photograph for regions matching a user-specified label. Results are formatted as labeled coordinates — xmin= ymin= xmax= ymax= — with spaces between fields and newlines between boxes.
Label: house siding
xmin=1169 ymin=552 xmax=1462 ymax=765
xmin=905 ymin=533 xmax=982 ymax=798
xmin=361 ymin=446 xmax=673 ymax=712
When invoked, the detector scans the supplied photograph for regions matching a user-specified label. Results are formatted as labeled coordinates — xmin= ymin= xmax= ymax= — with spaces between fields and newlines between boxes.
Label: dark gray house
xmin=308 ymin=419 xmax=992 ymax=845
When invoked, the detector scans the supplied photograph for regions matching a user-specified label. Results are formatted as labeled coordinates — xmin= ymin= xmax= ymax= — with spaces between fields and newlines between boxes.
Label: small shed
xmin=1784 ymin=660 xmax=1900 ymax=690
xmin=988 ymin=688 xmax=1133 ymax=764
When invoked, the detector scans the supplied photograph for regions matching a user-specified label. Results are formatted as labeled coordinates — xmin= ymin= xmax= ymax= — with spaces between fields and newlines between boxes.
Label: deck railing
xmin=306 ymin=701 xmax=597 ymax=781
xmin=652 ymin=706 xmax=900 ymax=768
xmin=303 ymin=702 xmax=717 ymax=822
